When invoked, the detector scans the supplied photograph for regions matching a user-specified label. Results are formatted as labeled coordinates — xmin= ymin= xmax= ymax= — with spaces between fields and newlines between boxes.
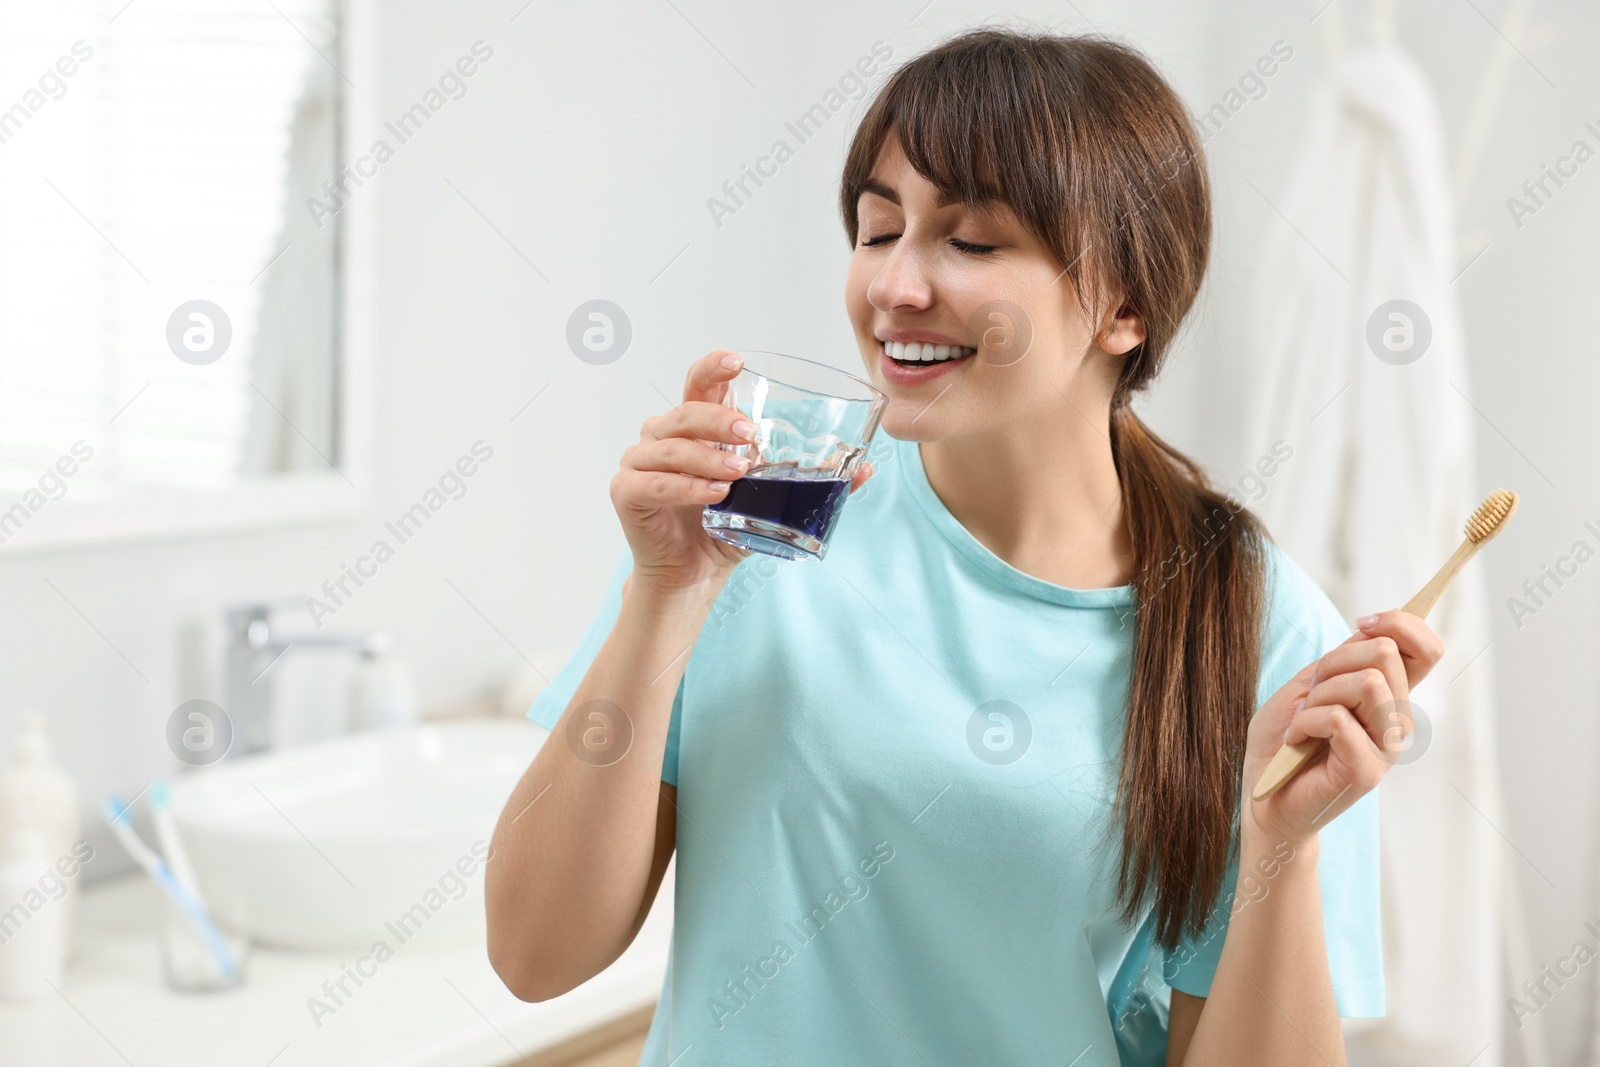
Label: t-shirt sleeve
xmin=1162 ymin=546 xmax=1385 ymax=1017
xmin=525 ymin=546 xmax=685 ymax=786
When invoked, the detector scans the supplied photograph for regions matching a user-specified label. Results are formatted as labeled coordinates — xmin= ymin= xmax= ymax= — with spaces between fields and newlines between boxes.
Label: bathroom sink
xmin=167 ymin=720 xmax=545 ymax=950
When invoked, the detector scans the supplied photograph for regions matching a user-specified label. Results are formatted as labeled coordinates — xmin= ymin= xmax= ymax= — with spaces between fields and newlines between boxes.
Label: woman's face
xmin=845 ymin=133 xmax=1142 ymax=442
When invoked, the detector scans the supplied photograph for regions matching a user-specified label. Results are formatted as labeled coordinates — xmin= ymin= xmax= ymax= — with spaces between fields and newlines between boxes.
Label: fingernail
xmin=709 ymin=480 xmax=731 ymax=492
xmin=1294 ymin=698 xmax=1306 ymax=712
xmin=725 ymin=453 xmax=750 ymax=472
xmin=720 ymin=354 xmax=742 ymax=370
xmin=732 ymin=419 xmax=756 ymax=440
xmin=1356 ymin=614 xmax=1380 ymax=630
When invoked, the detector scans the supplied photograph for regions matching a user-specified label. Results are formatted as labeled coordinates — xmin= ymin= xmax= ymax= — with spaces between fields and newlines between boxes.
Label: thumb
xmin=848 ymin=461 xmax=876 ymax=494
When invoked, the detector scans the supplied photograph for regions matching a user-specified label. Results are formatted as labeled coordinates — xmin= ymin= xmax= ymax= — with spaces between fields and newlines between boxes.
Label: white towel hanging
xmin=1243 ymin=39 xmax=1507 ymax=1067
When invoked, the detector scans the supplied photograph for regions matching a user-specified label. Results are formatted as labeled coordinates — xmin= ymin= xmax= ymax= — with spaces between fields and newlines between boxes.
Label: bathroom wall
xmin=0 ymin=0 xmax=1592 ymax=1062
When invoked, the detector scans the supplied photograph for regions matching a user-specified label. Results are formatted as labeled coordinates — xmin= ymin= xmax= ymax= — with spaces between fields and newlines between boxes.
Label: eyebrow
xmin=860 ymin=178 xmax=999 ymax=214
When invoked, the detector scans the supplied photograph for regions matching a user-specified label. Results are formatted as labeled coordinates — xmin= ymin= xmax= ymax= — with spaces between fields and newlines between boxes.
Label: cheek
xmin=844 ymin=257 xmax=875 ymax=324
xmin=844 ymin=267 xmax=874 ymax=365
xmin=844 ymin=263 xmax=865 ymax=304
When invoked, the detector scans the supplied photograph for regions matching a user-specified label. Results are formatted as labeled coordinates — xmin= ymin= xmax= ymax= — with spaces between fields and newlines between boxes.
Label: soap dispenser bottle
xmin=0 ymin=805 xmax=67 ymax=999
xmin=0 ymin=714 xmax=80 ymax=959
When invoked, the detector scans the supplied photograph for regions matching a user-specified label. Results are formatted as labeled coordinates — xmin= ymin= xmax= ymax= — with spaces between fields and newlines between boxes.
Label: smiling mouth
xmin=881 ymin=340 xmax=978 ymax=367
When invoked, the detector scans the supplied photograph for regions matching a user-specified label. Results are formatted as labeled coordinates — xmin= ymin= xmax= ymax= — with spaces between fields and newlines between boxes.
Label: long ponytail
xmin=1109 ymin=404 xmax=1267 ymax=947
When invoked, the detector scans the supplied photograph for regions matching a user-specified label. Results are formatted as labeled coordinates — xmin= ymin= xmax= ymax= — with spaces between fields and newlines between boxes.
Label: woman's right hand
xmin=612 ymin=350 xmax=877 ymax=595
xmin=610 ymin=351 xmax=757 ymax=594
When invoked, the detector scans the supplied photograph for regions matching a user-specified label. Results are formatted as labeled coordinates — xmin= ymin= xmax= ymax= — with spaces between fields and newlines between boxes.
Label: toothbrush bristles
xmin=1463 ymin=488 xmax=1518 ymax=543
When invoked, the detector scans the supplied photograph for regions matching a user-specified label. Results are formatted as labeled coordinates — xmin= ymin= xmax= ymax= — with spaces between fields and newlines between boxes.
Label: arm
xmin=1166 ymin=835 xmax=1335 ymax=1065
xmin=486 ymin=577 xmax=711 ymax=1001
xmin=486 ymin=349 xmax=760 ymax=1000
xmin=1172 ymin=611 xmax=1444 ymax=1066
xmin=1167 ymin=992 xmax=1202 ymax=1065
xmin=486 ymin=349 xmax=876 ymax=1002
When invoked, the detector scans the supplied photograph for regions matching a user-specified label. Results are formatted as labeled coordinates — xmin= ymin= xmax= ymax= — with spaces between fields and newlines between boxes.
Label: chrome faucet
xmin=223 ymin=602 xmax=388 ymax=756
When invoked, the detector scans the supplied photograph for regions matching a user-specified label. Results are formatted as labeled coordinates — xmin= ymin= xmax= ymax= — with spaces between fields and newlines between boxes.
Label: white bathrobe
xmin=1243 ymin=43 xmax=1506 ymax=1067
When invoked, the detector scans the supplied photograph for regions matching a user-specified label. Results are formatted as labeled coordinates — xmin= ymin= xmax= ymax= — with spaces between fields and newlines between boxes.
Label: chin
xmin=878 ymin=404 xmax=947 ymax=443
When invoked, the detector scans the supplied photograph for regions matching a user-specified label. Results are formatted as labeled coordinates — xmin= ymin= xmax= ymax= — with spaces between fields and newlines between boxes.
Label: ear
xmin=1099 ymin=303 xmax=1147 ymax=357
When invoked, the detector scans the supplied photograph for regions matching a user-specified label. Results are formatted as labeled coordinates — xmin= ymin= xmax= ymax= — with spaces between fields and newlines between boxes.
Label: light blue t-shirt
xmin=528 ymin=434 xmax=1383 ymax=1066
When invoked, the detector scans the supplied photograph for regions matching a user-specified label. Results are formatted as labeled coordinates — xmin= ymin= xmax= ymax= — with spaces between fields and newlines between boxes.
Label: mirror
xmin=0 ymin=0 xmax=346 ymax=545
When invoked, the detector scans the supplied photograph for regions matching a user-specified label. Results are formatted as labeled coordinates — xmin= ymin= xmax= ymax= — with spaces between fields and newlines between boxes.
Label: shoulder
xmin=1255 ymin=540 xmax=1349 ymax=703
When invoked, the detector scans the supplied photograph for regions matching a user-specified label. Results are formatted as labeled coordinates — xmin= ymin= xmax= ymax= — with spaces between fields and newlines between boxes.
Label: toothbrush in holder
xmin=103 ymin=796 xmax=239 ymax=981
xmin=149 ymin=781 xmax=204 ymax=906
xmin=1252 ymin=489 xmax=1520 ymax=802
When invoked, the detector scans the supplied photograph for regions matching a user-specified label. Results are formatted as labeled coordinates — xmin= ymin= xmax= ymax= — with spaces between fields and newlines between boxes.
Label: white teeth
xmin=882 ymin=341 xmax=977 ymax=364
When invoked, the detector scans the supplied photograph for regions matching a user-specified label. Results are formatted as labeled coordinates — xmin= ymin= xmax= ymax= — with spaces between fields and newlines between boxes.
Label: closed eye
xmin=858 ymin=233 xmax=998 ymax=255
xmin=949 ymin=238 xmax=997 ymax=255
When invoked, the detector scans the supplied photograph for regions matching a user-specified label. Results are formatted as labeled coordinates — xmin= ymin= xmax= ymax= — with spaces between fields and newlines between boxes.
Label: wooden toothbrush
xmin=1251 ymin=488 xmax=1520 ymax=802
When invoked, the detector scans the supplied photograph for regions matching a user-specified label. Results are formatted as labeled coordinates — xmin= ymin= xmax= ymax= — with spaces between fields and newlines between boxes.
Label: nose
xmin=866 ymin=237 xmax=934 ymax=314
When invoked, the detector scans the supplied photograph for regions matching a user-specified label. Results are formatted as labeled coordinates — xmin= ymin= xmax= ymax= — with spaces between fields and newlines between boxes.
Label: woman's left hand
xmin=1242 ymin=611 xmax=1446 ymax=844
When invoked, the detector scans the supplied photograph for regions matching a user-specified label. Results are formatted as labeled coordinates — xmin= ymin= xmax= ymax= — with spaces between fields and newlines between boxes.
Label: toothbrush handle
xmin=1250 ymin=538 xmax=1471 ymax=802
xmin=1398 ymin=538 xmax=1480 ymax=618
xmin=154 ymin=811 xmax=204 ymax=908
xmin=157 ymin=864 xmax=239 ymax=978
xmin=1252 ymin=738 xmax=1323 ymax=801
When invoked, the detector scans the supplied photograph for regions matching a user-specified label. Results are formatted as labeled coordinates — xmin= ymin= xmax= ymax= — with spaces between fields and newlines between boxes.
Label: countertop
xmin=0 ymin=870 xmax=672 ymax=1067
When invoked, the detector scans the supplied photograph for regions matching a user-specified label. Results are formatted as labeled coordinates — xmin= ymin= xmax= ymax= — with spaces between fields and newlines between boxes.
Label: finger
xmin=1288 ymin=659 xmax=1318 ymax=693
xmin=1284 ymin=702 xmax=1386 ymax=792
xmin=1353 ymin=610 xmax=1445 ymax=688
xmin=1263 ymin=659 xmax=1320 ymax=707
xmin=683 ymin=350 xmax=745 ymax=405
xmin=1284 ymin=701 xmax=1345 ymax=746
xmin=611 ymin=469 xmax=732 ymax=512
xmin=642 ymin=401 xmax=757 ymax=446
xmin=1251 ymin=660 xmax=1320 ymax=741
xmin=624 ymin=437 xmax=751 ymax=482
xmin=1309 ymin=636 xmax=1408 ymax=710
xmin=848 ymin=461 xmax=876 ymax=494
xmin=1371 ymin=699 xmax=1417 ymax=763
xmin=1304 ymin=667 xmax=1392 ymax=741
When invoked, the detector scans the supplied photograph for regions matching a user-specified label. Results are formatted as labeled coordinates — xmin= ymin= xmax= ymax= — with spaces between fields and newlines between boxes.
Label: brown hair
xmin=840 ymin=27 xmax=1269 ymax=950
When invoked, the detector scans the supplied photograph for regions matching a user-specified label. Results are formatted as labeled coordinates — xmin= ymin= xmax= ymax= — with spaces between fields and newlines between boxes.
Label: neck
xmin=919 ymin=393 xmax=1133 ymax=590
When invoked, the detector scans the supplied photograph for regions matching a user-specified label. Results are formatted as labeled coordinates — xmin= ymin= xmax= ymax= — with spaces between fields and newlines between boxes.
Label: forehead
xmin=859 ymin=134 xmax=1007 ymax=219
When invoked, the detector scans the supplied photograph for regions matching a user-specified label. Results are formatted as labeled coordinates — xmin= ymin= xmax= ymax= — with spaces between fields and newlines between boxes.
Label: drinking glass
xmin=702 ymin=350 xmax=887 ymax=561
xmin=160 ymin=892 xmax=250 ymax=992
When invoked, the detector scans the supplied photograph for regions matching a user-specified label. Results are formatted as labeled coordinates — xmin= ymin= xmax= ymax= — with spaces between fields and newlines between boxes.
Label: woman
xmin=487 ymin=28 xmax=1441 ymax=1066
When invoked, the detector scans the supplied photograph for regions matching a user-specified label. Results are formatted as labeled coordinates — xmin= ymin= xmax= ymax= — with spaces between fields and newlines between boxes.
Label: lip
xmin=874 ymin=327 xmax=972 ymax=347
xmin=877 ymin=341 xmax=976 ymax=386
